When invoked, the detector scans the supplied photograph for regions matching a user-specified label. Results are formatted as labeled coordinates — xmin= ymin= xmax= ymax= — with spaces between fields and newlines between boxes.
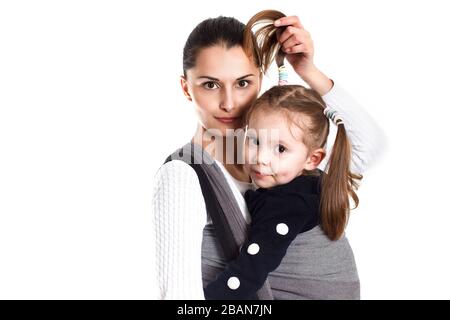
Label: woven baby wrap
xmin=164 ymin=142 xmax=360 ymax=300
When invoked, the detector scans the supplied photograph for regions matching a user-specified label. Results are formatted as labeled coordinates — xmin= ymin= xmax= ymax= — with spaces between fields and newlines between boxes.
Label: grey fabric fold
xmin=169 ymin=142 xmax=274 ymax=300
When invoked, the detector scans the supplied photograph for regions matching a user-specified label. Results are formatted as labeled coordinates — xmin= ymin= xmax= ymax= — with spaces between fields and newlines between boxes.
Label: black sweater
xmin=204 ymin=173 xmax=322 ymax=300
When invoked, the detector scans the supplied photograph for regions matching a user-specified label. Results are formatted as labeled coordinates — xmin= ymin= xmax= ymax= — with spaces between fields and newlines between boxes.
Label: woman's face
xmin=181 ymin=45 xmax=261 ymax=137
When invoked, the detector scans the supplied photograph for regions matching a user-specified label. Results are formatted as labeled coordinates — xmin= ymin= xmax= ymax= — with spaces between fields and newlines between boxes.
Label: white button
xmin=276 ymin=223 xmax=289 ymax=235
xmin=247 ymin=243 xmax=260 ymax=255
xmin=227 ymin=277 xmax=240 ymax=290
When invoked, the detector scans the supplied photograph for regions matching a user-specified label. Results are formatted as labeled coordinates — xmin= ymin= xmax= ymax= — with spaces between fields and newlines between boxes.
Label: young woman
xmin=153 ymin=10 xmax=385 ymax=299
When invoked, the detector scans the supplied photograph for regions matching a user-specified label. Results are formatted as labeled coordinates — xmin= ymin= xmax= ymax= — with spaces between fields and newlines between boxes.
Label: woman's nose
xmin=219 ymin=89 xmax=235 ymax=112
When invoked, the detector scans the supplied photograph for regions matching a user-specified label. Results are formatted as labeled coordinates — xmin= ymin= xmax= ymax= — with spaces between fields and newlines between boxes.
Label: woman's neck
xmin=191 ymin=124 xmax=251 ymax=183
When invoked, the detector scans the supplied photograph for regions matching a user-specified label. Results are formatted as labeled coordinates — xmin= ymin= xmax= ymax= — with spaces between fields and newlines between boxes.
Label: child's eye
xmin=248 ymin=136 xmax=259 ymax=146
xmin=203 ymin=81 xmax=219 ymax=90
xmin=276 ymin=145 xmax=287 ymax=153
xmin=237 ymin=80 xmax=250 ymax=88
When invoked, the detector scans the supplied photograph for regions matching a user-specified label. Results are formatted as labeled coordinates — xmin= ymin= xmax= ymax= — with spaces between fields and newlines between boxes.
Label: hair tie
xmin=323 ymin=107 xmax=344 ymax=126
xmin=278 ymin=65 xmax=288 ymax=86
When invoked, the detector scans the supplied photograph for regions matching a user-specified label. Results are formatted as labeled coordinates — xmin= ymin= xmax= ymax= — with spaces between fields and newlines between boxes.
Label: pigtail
xmin=320 ymin=125 xmax=362 ymax=241
xmin=243 ymin=10 xmax=287 ymax=74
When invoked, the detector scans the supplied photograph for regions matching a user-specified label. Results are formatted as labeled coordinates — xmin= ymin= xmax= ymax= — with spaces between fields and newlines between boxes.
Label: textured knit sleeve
xmin=152 ymin=160 xmax=207 ymax=300
xmin=320 ymin=81 xmax=387 ymax=175
xmin=203 ymin=192 xmax=314 ymax=300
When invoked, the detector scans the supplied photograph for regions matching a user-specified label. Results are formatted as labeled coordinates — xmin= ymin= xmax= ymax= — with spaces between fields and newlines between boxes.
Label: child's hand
xmin=274 ymin=15 xmax=315 ymax=79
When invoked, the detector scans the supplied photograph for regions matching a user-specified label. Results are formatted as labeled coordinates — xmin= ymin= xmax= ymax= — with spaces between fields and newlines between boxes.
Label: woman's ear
xmin=304 ymin=148 xmax=326 ymax=170
xmin=180 ymin=75 xmax=192 ymax=101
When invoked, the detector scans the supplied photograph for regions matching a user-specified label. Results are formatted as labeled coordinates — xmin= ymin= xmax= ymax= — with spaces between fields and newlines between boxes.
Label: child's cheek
xmin=270 ymin=157 xmax=281 ymax=175
xmin=272 ymin=159 xmax=295 ymax=184
xmin=274 ymin=171 xmax=290 ymax=185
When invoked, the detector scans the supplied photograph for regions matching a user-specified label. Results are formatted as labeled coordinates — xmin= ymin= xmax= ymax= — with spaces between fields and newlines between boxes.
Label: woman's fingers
xmin=279 ymin=28 xmax=311 ymax=51
xmin=277 ymin=26 xmax=294 ymax=44
xmin=274 ymin=14 xmax=315 ymax=71
xmin=280 ymin=34 xmax=297 ymax=51
xmin=274 ymin=15 xmax=303 ymax=29
xmin=277 ymin=26 xmax=310 ymax=44
xmin=284 ymin=43 xmax=307 ymax=54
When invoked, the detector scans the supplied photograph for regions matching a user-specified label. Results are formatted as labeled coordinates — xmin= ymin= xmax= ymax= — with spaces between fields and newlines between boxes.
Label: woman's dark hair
xmin=183 ymin=16 xmax=257 ymax=77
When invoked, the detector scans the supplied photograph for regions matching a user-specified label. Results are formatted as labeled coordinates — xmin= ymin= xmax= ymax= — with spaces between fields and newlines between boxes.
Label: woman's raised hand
xmin=274 ymin=15 xmax=333 ymax=96
xmin=274 ymin=15 xmax=315 ymax=78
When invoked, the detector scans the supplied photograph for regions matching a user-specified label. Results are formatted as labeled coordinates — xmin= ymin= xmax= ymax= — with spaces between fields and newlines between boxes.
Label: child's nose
xmin=256 ymin=148 xmax=271 ymax=166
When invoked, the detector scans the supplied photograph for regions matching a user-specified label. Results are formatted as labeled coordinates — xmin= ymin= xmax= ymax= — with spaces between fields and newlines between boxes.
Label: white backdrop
xmin=1 ymin=0 xmax=449 ymax=299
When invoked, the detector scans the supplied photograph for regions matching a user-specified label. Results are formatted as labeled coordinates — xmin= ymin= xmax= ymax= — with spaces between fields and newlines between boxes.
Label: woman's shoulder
xmin=153 ymin=159 xmax=208 ymax=224
xmin=153 ymin=159 xmax=203 ymax=197
xmin=155 ymin=159 xmax=197 ymax=178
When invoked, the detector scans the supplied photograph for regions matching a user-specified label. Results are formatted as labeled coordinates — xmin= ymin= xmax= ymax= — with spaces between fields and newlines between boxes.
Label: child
xmin=203 ymin=10 xmax=362 ymax=300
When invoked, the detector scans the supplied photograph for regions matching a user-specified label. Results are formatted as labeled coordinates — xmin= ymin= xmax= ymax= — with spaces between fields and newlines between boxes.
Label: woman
xmin=153 ymin=12 xmax=384 ymax=299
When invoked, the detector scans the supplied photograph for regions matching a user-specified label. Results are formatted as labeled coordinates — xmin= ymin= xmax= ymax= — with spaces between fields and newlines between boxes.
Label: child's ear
xmin=180 ymin=75 xmax=192 ymax=101
xmin=304 ymin=148 xmax=326 ymax=170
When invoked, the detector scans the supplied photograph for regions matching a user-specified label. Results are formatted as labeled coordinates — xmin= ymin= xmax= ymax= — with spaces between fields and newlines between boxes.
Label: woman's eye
xmin=277 ymin=145 xmax=286 ymax=153
xmin=237 ymin=80 xmax=250 ymax=88
xmin=203 ymin=82 xmax=219 ymax=89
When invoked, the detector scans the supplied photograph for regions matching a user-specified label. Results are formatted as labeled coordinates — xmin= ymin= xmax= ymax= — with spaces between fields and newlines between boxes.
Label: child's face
xmin=244 ymin=110 xmax=322 ymax=189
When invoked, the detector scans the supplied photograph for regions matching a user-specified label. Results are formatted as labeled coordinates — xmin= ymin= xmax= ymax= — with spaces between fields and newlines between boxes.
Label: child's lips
xmin=252 ymin=169 xmax=272 ymax=178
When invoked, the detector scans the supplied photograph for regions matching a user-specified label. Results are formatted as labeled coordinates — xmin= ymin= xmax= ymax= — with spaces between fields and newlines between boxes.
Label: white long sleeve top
xmin=152 ymin=82 xmax=386 ymax=299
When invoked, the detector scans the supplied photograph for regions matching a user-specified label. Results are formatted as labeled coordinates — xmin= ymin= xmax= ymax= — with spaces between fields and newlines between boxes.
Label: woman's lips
xmin=215 ymin=117 xmax=240 ymax=124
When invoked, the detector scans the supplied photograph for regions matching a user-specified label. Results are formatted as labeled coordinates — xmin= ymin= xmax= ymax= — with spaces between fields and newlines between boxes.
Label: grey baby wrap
xmin=166 ymin=142 xmax=360 ymax=300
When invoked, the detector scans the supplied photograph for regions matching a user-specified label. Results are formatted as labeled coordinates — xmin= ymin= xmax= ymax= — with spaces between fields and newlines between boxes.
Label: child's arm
xmin=203 ymin=193 xmax=315 ymax=300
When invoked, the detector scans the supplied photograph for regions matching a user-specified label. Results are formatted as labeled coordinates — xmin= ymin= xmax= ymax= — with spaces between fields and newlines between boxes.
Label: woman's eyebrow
xmin=197 ymin=76 xmax=219 ymax=81
xmin=237 ymin=74 xmax=255 ymax=80
xmin=197 ymin=74 xmax=255 ymax=81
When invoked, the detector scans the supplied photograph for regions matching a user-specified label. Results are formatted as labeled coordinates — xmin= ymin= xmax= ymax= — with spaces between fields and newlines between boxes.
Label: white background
xmin=1 ymin=0 xmax=449 ymax=299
